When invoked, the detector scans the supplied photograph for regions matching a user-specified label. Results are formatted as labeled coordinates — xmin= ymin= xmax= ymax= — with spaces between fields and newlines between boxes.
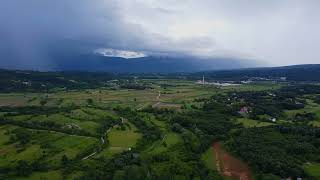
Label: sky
xmin=1 ymin=0 xmax=320 ymax=68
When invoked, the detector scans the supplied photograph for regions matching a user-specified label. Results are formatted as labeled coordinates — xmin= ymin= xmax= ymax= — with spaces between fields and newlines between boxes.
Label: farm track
xmin=137 ymin=90 xmax=161 ymax=110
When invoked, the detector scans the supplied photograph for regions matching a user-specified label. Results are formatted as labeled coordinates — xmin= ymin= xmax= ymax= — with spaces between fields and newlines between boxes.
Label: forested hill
xmin=0 ymin=69 xmax=120 ymax=92
xmin=193 ymin=64 xmax=320 ymax=81
xmin=1 ymin=64 xmax=320 ymax=92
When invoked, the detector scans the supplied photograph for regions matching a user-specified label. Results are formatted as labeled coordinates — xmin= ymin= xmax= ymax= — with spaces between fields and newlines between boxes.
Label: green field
xmin=99 ymin=120 xmax=141 ymax=157
xmin=284 ymin=98 xmax=320 ymax=126
xmin=236 ymin=118 xmax=275 ymax=128
xmin=13 ymin=170 xmax=63 ymax=180
xmin=0 ymin=125 xmax=99 ymax=169
xmin=146 ymin=132 xmax=182 ymax=154
xmin=285 ymin=99 xmax=320 ymax=117
xmin=1 ymin=78 xmax=319 ymax=179
xmin=303 ymin=163 xmax=320 ymax=179
xmin=202 ymin=147 xmax=216 ymax=170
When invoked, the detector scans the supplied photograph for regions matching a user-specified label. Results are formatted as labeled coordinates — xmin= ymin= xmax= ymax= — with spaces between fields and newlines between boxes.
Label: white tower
xmin=202 ymin=75 xmax=205 ymax=85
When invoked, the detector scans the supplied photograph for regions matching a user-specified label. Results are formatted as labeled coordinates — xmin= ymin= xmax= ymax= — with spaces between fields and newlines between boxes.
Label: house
xmin=270 ymin=117 xmax=277 ymax=122
xmin=239 ymin=107 xmax=249 ymax=115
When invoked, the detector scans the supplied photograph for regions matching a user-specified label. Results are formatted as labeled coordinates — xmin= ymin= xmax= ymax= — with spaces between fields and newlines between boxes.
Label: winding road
xmin=82 ymin=117 xmax=125 ymax=160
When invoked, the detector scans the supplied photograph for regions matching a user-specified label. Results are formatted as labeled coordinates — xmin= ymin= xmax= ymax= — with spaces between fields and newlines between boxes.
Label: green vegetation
xmin=303 ymin=163 xmax=320 ymax=179
xmin=146 ymin=132 xmax=181 ymax=154
xmin=202 ymin=148 xmax=216 ymax=170
xmin=236 ymin=118 xmax=274 ymax=128
xmin=101 ymin=120 xmax=141 ymax=157
xmin=0 ymin=70 xmax=320 ymax=179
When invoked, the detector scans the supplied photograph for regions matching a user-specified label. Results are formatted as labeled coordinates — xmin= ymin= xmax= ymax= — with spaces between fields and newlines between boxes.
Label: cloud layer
xmin=1 ymin=0 xmax=320 ymax=69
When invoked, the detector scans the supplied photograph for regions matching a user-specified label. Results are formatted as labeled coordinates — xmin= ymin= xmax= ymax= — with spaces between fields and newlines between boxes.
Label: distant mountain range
xmin=0 ymin=40 xmax=261 ymax=73
xmin=195 ymin=64 xmax=320 ymax=81
xmin=1 ymin=40 xmax=319 ymax=76
xmin=50 ymin=54 xmax=260 ymax=73
xmin=1 ymin=64 xmax=320 ymax=92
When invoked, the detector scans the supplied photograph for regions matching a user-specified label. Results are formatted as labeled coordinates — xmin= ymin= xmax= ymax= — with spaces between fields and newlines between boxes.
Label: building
xmin=239 ymin=107 xmax=249 ymax=115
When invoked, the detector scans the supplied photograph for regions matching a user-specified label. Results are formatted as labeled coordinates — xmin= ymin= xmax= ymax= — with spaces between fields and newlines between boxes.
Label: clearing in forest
xmin=213 ymin=142 xmax=252 ymax=180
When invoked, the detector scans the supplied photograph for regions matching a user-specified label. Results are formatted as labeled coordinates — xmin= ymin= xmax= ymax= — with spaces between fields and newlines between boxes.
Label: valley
xmin=0 ymin=70 xmax=319 ymax=179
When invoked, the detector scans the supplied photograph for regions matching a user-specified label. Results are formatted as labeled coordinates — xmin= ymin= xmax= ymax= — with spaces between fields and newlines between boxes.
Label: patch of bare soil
xmin=213 ymin=142 xmax=252 ymax=180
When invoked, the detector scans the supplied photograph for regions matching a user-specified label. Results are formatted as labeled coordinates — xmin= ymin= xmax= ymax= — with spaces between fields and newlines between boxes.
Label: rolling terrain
xmin=0 ymin=69 xmax=319 ymax=179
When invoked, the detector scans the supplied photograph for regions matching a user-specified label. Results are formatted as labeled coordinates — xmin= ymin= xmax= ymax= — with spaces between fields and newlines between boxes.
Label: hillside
xmin=193 ymin=64 xmax=320 ymax=81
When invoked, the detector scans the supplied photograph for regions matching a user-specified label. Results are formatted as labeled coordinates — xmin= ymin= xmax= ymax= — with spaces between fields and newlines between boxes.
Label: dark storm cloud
xmin=1 ymin=0 xmax=320 ymax=68
xmin=0 ymin=0 xmax=156 ymax=69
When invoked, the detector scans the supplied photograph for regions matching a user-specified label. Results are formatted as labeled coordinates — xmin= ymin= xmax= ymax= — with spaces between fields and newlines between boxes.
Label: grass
xmin=13 ymin=170 xmax=63 ymax=180
xmin=285 ymin=99 xmax=320 ymax=118
xmin=222 ymin=83 xmax=283 ymax=92
xmin=100 ymin=120 xmax=141 ymax=157
xmin=303 ymin=162 xmax=320 ymax=179
xmin=151 ymin=119 xmax=166 ymax=129
xmin=164 ymin=133 xmax=181 ymax=146
xmin=284 ymin=99 xmax=320 ymax=126
xmin=146 ymin=132 xmax=181 ymax=154
xmin=0 ymin=125 xmax=99 ymax=168
xmin=0 ymin=93 xmax=30 ymax=107
xmin=7 ymin=112 xmax=102 ymax=136
xmin=309 ymin=121 xmax=320 ymax=127
xmin=0 ymin=125 xmax=16 ymax=144
xmin=0 ymin=81 xmax=280 ymax=109
xmin=145 ymin=114 xmax=166 ymax=130
xmin=202 ymin=147 xmax=216 ymax=170
xmin=108 ymin=121 xmax=141 ymax=148
xmin=0 ymin=80 xmax=294 ymax=179
xmin=236 ymin=118 xmax=275 ymax=128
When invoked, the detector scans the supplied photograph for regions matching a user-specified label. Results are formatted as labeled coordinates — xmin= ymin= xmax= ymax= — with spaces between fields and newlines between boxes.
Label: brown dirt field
xmin=0 ymin=148 xmax=9 ymax=155
xmin=213 ymin=142 xmax=252 ymax=180
xmin=0 ymin=98 xmax=27 ymax=107
xmin=153 ymin=102 xmax=181 ymax=109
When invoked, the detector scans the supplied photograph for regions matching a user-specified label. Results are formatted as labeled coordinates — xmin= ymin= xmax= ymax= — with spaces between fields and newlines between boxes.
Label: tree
xmin=40 ymin=99 xmax=47 ymax=106
xmin=124 ymin=165 xmax=147 ymax=180
xmin=113 ymin=170 xmax=125 ymax=180
xmin=16 ymin=160 xmax=32 ymax=176
xmin=61 ymin=155 xmax=69 ymax=166
xmin=87 ymin=98 xmax=93 ymax=105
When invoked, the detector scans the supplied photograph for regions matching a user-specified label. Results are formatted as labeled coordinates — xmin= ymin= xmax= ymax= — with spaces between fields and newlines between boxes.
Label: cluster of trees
xmin=115 ymin=107 xmax=162 ymax=150
xmin=279 ymin=84 xmax=320 ymax=96
xmin=226 ymin=125 xmax=320 ymax=178
xmin=1 ymin=106 xmax=134 ymax=139
xmin=0 ymin=69 xmax=124 ymax=92
xmin=0 ymin=122 xmax=108 ymax=178
xmin=314 ymin=95 xmax=320 ymax=104
xmin=206 ymin=84 xmax=320 ymax=121
xmin=73 ymin=100 xmax=234 ymax=179
xmin=0 ymin=69 xmax=172 ymax=93
xmin=292 ymin=112 xmax=317 ymax=122
xmin=8 ymin=128 xmax=32 ymax=146
xmin=0 ymin=118 xmax=94 ymax=137
xmin=78 ymin=107 xmax=225 ymax=180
